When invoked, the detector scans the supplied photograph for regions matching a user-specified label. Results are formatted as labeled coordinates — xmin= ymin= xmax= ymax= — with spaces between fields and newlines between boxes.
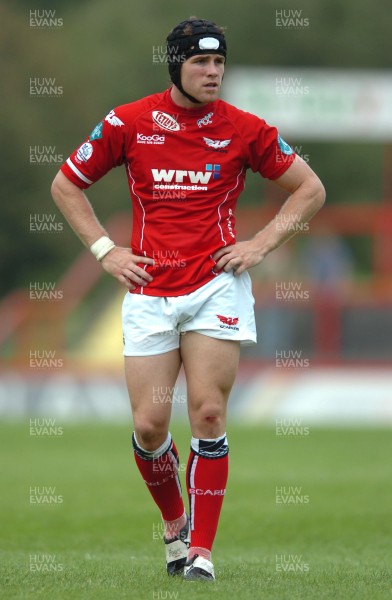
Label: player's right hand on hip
xmin=100 ymin=246 xmax=154 ymax=290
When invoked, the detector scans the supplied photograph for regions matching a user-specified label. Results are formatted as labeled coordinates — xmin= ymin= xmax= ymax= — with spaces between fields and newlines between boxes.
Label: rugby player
xmin=51 ymin=17 xmax=325 ymax=581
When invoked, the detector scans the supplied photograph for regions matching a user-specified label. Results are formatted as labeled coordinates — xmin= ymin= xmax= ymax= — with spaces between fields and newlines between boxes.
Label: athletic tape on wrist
xmin=90 ymin=236 xmax=115 ymax=261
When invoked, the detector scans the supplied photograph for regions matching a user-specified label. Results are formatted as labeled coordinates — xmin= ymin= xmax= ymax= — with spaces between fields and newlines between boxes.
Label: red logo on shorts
xmin=217 ymin=315 xmax=239 ymax=326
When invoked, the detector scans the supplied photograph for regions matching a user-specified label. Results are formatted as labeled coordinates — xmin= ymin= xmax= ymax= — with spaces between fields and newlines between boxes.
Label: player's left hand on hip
xmin=212 ymin=241 xmax=264 ymax=276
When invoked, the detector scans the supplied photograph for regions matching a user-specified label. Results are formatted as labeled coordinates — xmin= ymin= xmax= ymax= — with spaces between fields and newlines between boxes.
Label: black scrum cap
xmin=166 ymin=18 xmax=227 ymax=103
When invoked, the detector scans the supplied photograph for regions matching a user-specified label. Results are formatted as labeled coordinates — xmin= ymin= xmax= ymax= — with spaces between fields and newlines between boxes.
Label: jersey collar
xmin=164 ymin=87 xmax=216 ymax=117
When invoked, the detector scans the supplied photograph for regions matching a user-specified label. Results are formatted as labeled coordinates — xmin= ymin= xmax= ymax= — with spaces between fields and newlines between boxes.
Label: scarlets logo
xmin=216 ymin=314 xmax=239 ymax=331
xmin=105 ymin=110 xmax=124 ymax=127
xmin=203 ymin=137 xmax=231 ymax=150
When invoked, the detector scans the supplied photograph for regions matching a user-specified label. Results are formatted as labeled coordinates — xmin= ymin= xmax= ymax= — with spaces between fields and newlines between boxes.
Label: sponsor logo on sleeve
xmin=105 ymin=109 xmax=124 ymax=127
xmin=90 ymin=122 xmax=103 ymax=141
xmin=277 ymin=134 xmax=293 ymax=155
xmin=152 ymin=111 xmax=180 ymax=132
xmin=76 ymin=142 xmax=93 ymax=163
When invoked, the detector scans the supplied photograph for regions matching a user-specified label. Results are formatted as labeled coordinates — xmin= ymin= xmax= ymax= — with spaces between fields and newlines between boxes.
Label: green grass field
xmin=0 ymin=422 xmax=391 ymax=599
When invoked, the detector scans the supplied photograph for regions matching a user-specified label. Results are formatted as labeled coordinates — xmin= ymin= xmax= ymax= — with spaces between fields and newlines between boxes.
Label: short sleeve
xmin=239 ymin=111 xmax=296 ymax=180
xmin=60 ymin=107 xmax=127 ymax=189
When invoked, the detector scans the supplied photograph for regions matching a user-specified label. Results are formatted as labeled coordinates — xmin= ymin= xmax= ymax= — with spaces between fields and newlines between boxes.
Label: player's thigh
xmin=124 ymin=349 xmax=182 ymax=435
xmin=180 ymin=331 xmax=240 ymax=410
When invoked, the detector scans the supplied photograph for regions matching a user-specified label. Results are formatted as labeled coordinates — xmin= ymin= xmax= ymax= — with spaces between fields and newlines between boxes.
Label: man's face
xmin=181 ymin=54 xmax=225 ymax=104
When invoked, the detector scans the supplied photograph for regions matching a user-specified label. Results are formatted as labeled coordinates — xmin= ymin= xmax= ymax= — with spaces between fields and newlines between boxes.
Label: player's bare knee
xmin=191 ymin=405 xmax=224 ymax=436
xmin=204 ymin=414 xmax=220 ymax=425
xmin=134 ymin=423 xmax=168 ymax=451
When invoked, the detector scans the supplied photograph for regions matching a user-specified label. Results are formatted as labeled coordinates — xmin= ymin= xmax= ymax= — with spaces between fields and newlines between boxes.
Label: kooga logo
xmin=152 ymin=111 xmax=180 ymax=132
xmin=152 ymin=168 xmax=212 ymax=184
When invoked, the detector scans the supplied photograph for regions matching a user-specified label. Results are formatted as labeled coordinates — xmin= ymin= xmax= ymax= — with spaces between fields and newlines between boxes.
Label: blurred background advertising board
xmin=224 ymin=68 xmax=392 ymax=140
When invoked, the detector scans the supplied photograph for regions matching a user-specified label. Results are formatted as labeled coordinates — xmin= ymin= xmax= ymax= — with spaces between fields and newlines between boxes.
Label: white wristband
xmin=90 ymin=236 xmax=115 ymax=262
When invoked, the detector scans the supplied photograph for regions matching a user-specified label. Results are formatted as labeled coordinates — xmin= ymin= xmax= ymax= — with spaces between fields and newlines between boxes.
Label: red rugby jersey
xmin=61 ymin=87 xmax=295 ymax=296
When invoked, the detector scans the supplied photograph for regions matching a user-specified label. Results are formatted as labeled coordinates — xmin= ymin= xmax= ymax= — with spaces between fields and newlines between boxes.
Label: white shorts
xmin=122 ymin=271 xmax=257 ymax=356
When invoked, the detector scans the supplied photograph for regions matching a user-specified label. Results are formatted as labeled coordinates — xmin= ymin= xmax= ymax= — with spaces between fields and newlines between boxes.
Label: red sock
xmin=132 ymin=432 xmax=185 ymax=522
xmin=186 ymin=434 xmax=229 ymax=552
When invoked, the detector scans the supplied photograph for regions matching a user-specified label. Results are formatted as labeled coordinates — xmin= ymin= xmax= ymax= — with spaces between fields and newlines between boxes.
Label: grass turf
xmin=0 ymin=422 xmax=391 ymax=599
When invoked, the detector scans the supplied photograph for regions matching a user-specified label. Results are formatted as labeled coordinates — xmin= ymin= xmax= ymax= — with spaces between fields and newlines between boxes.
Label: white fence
xmin=1 ymin=367 xmax=392 ymax=425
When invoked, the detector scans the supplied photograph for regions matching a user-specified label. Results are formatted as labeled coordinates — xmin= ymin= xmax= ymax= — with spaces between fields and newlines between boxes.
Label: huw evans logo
xmin=30 ymin=77 xmax=63 ymax=97
xmin=29 ymin=554 xmax=64 ymax=572
xmin=275 ymin=9 xmax=310 ymax=28
xmin=30 ymin=10 xmax=63 ymax=29
xmin=30 ymin=146 xmax=63 ymax=165
xmin=276 ymin=554 xmax=310 ymax=572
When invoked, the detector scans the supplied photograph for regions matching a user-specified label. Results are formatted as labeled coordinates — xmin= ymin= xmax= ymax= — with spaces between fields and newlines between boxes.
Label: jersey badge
xmin=76 ymin=142 xmax=93 ymax=162
xmin=203 ymin=137 xmax=231 ymax=150
xmin=90 ymin=121 xmax=103 ymax=141
xmin=105 ymin=110 xmax=124 ymax=127
xmin=216 ymin=315 xmax=239 ymax=330
xmin=277 ymin=134 xmax=293 ymax=155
